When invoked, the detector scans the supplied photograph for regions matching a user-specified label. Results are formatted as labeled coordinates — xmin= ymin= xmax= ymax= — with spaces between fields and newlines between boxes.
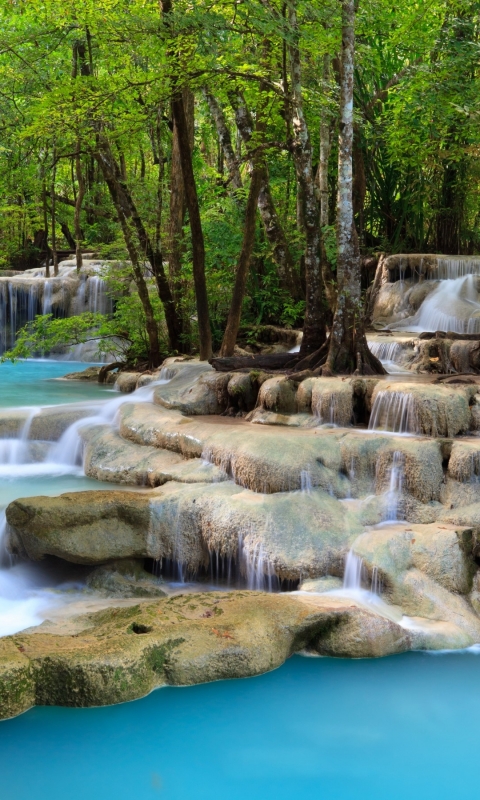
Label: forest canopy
xmin=0 ymin=0 xmax=478 ymax=370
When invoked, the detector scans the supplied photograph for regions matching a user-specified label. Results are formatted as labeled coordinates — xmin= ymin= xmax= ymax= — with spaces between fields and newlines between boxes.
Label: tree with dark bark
xmin=161 ymin=0 xmax=212 ymax=361
xmin=228 ymin=89 xmax=299 ymax=301
xmin=287 ymin=2 xmax=326 ymax=357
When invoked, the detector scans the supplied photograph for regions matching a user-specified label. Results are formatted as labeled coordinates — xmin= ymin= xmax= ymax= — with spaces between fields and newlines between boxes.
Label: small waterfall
xmin=368 ymin=341 xmax=408 ymax=374
xmin=42 ymin=281 xmax=53 ymax=315
xmin=343 ymin=549 xmax=365 ymax=590
xmin=49 ymin=378 xmax=168 ymax=467
xmin=383 ymin=451 xmax=405 ymax=522
xmin=0 ymin=408 xmax=39 ymax=467
xmin=369 ymin=342 xmax=402 ymax=363
xmin=238 ymin=535 xmax=276 ymax=592
xmin=300 ymin=470 xmax=312 ymax=494
xmin=87 ymin=275 xmax=112 ymax=315
xmin=368 ymin=391 xmax=417 ymax=434
xmin=314 ymin=392 xmax=338 ymax=426
xmin=342 ymin=550 xmax=381 ymax=596
xmin=437 ymin=257 xmax=480 ymax=280
xmin=390 ymin=274 xmax=480 ymax=334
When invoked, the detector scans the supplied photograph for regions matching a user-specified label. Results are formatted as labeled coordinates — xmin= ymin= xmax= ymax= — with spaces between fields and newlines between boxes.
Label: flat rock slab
xmin=0 ymin=591 xmax=420 ymax=721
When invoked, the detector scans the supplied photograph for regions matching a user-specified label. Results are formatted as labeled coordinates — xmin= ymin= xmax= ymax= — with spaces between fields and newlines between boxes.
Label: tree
xmin=324 ymin=0 xmax=384 ymax=375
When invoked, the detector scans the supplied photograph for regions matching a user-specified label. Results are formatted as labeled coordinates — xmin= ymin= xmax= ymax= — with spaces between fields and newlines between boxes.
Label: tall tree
xmin=161 ymin=0 xmax=212 ymax=361
xmin=324 ymin=0 xmax=383 ymax=375
xmin=287 ymin=2 xmax=326 ymax=356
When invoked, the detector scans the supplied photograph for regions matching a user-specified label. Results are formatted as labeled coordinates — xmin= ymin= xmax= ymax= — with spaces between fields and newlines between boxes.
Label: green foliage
xmin=0 ymin=0 xmax=478 ymax=361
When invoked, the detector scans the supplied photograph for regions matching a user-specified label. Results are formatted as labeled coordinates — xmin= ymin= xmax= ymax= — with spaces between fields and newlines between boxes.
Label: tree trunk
xmin=288 ymin=3 xmax=326 ymax=356
xmin=318 ymin=53 xmax=336 ymax=314
xmin=42 ymin=173 xmax=50 ymax=278
xmin=96 ymin=139 xmax=182 ymax=354
xmin=74 ymin=140 xmax=85 ymax=272
xmin=168 ymin=88 xmax=194 ymax=346
xmin=171 ymin=92 xmax=212 ymax=360
xmin=229 ymin=90 xmax=299 ymax=300
xmin=96 ymin=152 xmax=162 ymax=367
xmin=204 ymin=91 xmax=243 ymax=193
xmin=324 ymin=0 xmax=384 ymax=376
xmin=220 ymin=164 xmax=263 ymax=356
xmin=50 ymin=149 xmax=58 ymax=276
xmin=161 ymin=0 xmax=212 ymax=360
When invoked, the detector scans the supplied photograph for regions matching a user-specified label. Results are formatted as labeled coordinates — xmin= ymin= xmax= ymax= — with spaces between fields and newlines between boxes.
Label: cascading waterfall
xmin=0 ymin=267 xmax=111 ymax=357
xmin=342 ymin=550 xmax=381 ymax=597
xmin=390 ymin=273 xmax=480 ymax=334
xmin=368 ymin=341 xmax=408 ymax=374
xmin=300 ymin=469 xmax=312 ymax=494
xmin=383 ymin=451 xmax=405 ymax=522
xmin=0 ymin=407 xmax=39 ymax=469
xmin=368 ymin=391 xmax=417 ymax=434
xmin=343 ymin=549 xmax=365 ymax=590
xmin=0 ymin=372 xmax=177 ymax=636
xmin=436 ymin=257 xmax=480 ymax=279
xmin=42 ymin=280 xmax=53 ymax=315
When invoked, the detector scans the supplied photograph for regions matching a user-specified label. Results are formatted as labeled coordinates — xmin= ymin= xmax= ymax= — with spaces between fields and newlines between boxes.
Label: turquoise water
xmin=0 ymin=652 xmax=478 ymax=800
xmin=1 ymin=362 xmax=478 ymax=799
xmin=0 ymin=360 xmax=112 ymax=406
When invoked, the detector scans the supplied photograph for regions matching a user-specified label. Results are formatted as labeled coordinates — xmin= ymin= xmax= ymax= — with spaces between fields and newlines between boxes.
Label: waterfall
xmin=0 ymin=266 xmax=112 ymax=357
xmin=238 ymin=535 xmax=276 ymax=592
xmin=368 ymin=341 xmax=408 ymax=374
xmin=390 ymin=274 xmax=480 ymax=334
xmin=300 ymin=470 xmax=312 ymax=494
xmin=383 ymin=451 xmax=405 ymax=522
xmin=368 ymin=391 xmax=417 ymax=434
xmin=343 ymin=549 xmax=365 ymax=590
xmin=437 ymin=257 xmax=480 ymax=279
xmin=42 ymin=281 xmax=53 ymax=315
xmin=0 ymin=408 xmax=39 ymax=468
xmin=342 ymin=550 xmax=381 ymax=596
xmin=87 ymin=275 xmax=112 ymax=315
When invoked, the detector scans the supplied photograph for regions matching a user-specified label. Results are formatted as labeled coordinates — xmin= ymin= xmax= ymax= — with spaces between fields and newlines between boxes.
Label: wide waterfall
xmin=0 ymin=261 xmax=112 ymax=358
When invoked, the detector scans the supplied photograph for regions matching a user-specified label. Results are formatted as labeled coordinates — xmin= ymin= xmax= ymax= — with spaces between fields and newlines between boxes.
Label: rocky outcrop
xmin=370 ymin=381 xmax=475 ymax=436
xmin=5 ymin=483 xmax=362 ymax=580
xmin=0 ymin=589 xmax=470 ymax=721
xmin=81 ymin=425 xmax=227 ymax=487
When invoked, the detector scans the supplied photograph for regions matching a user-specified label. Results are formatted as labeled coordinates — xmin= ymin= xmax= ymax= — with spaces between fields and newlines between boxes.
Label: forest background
xmin=0 ymin=0 xmax=478 ymax=371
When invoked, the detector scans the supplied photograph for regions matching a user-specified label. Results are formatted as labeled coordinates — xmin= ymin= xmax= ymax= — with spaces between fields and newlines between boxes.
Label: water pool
xmin=0 ymin=652 xmax=478 ymax=800
xmin=0 ymin=360 xmax=112 ymax=406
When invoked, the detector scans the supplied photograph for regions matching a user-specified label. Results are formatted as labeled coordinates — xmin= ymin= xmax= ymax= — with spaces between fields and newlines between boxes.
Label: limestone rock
xmin=0 ymin=591 xmax=422 ymax=721
xmin=86 ymin=560 xmax=167 ymax=598
xmin=6 ymin=483 xmax=362 ymax=580
xmin=370 ymin=381 xmax=475 ymax=437
xmin=81 ymin=425 xmax=226 ymax=487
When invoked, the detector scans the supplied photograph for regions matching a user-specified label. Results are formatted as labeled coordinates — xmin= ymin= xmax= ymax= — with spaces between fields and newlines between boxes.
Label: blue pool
xmin=0 ymin=360 xmax=111 ymax=406
xmin=0 ymin=652 xmax=478 ymax=800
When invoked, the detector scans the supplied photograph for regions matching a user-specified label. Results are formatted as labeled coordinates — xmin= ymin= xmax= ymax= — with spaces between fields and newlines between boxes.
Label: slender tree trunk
xmin=288 ymin=3 xmax=326 ymax=356
xmin=42 ymin=172 xmax=50 ymax=278
xmin=220 ymin=164 xmax=263 ymax=357
xmin=204 ymin=91 xmax=243 ymax=193
xmin=96 ymin=139 xmax=182 ymax=354
xmin=74 ymin=141 xmax=85 ymax=272
xmin=51 ymin=148 xmax=58 ymax=276
xmin=318 ymin=54 xmax=336 ymax=314
xmin=171 ymin=92 xmax=212 ymax=360
xmin=96 ymin=154 xmax=162 ymax=367
xmin=324 ymin=0 xmax=384 ymax=375
xmin=168 ymin=88 xmax=194 ymax=347
xmin=229 ymin=90 xmax=299 ymax=300
xmin=161 ymin=0 xmax=212 ymax=360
